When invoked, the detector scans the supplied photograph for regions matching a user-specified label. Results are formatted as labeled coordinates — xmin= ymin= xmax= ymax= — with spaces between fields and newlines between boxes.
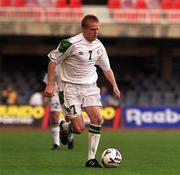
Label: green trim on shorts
xmin=58 ymin=91 xmax=64 ymax=105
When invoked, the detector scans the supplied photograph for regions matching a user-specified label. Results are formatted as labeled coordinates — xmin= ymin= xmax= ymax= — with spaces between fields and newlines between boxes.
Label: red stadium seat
xmin=160 ymin=0 xmax=172 ymax=9
xmin=56 ymin=0 xmax=68 ymax=8
xmin=108 ymin=0 xmax=121 ymax=9
xmin=69 ymin=0 xmax=82 ymax=8
xmin=122 ymin=0 xmax=134 ymax=9
xmin=26 ymin=0 xmax=39 ymax=7
xmin=135 ymin=0 xmax=147 ymax=9
xmin=0 ymin=0 xmax=11 ymax=6
xmin=147 ymin=0 xmax=160 ymax=9
xmin=13 ymin=0 xmax=25 ymax=7
xmin=69 ymin=0 xmax=83 ymax=19
xmin=171 ymin=0 xmax=180 ymax=9
xmin=53 ymin=0 xmax=70 ymax=19
xmin=47 ymin=7 xmax=71 ymax=20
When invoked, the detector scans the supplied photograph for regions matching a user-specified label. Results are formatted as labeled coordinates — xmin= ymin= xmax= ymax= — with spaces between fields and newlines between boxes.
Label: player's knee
xmin=73 ymin=125 xmax=85 ymax=134
xmin=91 ymin=116 xmax=103 ymax=125
xmin=97 ymin=118 xmax=103 ymax=126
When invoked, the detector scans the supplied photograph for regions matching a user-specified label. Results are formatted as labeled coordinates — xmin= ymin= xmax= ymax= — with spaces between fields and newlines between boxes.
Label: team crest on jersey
xmin=78 ymin=51 xmax=84 ymax=55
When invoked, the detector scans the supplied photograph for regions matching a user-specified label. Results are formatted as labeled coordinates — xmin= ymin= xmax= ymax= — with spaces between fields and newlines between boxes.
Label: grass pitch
xmin=0 ymin=128 xmax=180 ymax=175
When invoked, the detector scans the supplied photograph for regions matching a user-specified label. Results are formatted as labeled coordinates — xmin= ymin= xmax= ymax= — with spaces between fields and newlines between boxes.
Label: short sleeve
xmin=48 ymin=39 xmax=72 ymax=64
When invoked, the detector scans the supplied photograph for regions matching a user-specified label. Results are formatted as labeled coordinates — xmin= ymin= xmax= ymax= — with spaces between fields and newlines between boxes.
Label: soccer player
xmin=43 ymin=66 xmax=74 ymax=150
xmin=44 ymin=14 xmax=120 ymax=167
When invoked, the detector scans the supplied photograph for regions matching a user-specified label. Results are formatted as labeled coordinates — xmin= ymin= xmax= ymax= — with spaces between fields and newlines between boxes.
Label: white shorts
xmin=60 ymin=82 xmax=102 ymax=118
xmin=49 ymin=91 xmax=62 ymax=112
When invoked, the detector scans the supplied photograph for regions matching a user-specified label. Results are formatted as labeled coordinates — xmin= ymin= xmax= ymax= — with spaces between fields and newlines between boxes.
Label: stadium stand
xmin=160 ymin=0 xmax=172 ymax=9
xmin=163 ymin=90 xmax=176 ymax=106
xmin=134 ymin=0 xmax=147 ymax=9
xmin=149 ymin=90 xmax=164 ymax=107
xmin=47 ymin=0 xmax=70 ymax=20
xmin=0 ymin=0 xmax=84 ymax=21
xmin=0 ymin=0 xmax=180 ymax=10
xmin=0 ymin=0 xmax=180 ymax=22
xmin=13 ymin=0 xmax=26 ymax=7
xmin=171 ymin=0 xmax=180 ymax=9
xmin=138 ymin=91 xmax=151 ymax=107
xmin=26 ymin=0 xmax=39 ymax=7
xmin=56 ymin=0 xmax=68 ymax=8
xmin=0 ymin=1 xmax=180 ymax=107
xmin=122 ymin=0 xmax=134 ymax=9
xmin=176 ymin=93 xmax=180 ymax=106
xmin=69 ymin=0 xmax=82 ymax=8
xmin=0 ymin=71 xmax=45 ymax=105
xmin=0 ymin=0 xmax=11 ymax=6
xmin=107 ymin=0 xmax=121 ymax=9
xmin=0 ymin=69 xmax=180 ymax=107
xmin=124 ymin=90 xmax=138 ymax=106
xmin=119 ymin=71 xmax=180 ymax=107
xmin=69 ymin=0 xmax=83 ymax=19
xmin=147 ymin=0 xmax=160 ymax=9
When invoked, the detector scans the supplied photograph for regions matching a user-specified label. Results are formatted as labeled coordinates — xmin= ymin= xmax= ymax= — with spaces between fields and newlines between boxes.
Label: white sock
xmin=51 ymin=125 xmax=60 ymax=146
xmin=88 ymin=124 xmax=101 ymax=160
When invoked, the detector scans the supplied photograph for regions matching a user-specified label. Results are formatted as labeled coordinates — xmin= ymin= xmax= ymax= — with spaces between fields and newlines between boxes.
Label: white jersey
xmin=48 ymin=33 xmax=111 ymax=84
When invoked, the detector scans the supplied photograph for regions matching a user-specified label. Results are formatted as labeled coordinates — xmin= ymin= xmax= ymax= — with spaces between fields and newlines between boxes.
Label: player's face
xmin=82 ymin=22 xmax=100 ymax=42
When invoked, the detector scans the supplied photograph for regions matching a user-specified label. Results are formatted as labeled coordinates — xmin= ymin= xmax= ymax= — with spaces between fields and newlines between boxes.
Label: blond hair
xmin=81 ymin=14 xmax=99 ymax=28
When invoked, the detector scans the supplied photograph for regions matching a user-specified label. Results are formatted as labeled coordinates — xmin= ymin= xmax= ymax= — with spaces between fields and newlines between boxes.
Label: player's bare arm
xmin=103 ymin=69 xmax=120 ymax=98
xmin=44 ymin=60 xmax=56 ymax=97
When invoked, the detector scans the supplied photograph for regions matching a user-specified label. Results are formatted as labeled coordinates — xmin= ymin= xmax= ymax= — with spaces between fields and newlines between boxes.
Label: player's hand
xmin=113 ymin=86 xmax=120 ymax=99
xmin=44 ymin=84 xmax=54 ymax=97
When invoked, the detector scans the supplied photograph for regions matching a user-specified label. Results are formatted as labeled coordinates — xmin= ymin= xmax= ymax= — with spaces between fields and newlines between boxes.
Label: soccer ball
xmin=101 ymin=148 xmax=122 ymax=168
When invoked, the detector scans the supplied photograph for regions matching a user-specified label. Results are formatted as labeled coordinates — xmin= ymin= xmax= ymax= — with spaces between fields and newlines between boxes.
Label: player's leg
xmin=65 ymin=116 xmax=74 ymax=149
xmin=84 ymin=106 xmax=103 ymax=168
xmin=60 ymin=117 xmax=82 ymax=146
xmin=59 ymin=114 xmax=84 ymax=146
xmin=60 ymin=114 xmax=85 ymax=135
xmin=59 ymin=83 xmax=85 ymax=145
xmin=51 ymin=111 xmax=60 ymax=150
xmin=50 ymin=94 xmax=61 ymax=150
xmin=82 ymin=84 xmax=103 ymax=167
